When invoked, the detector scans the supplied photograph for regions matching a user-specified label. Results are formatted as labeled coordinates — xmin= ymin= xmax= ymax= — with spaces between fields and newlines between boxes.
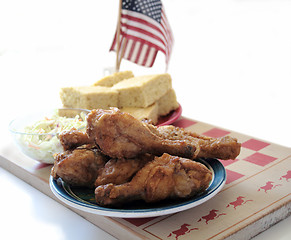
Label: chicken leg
xmin=86 ymin=108 xmax=240 ymax=160
xmin=87 ymin=108 xmax=199 ymax=159
xmin=95 ymin=153 xmax=213 ymax=206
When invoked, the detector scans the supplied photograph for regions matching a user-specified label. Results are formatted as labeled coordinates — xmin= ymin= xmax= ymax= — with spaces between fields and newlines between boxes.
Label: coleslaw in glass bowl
xmin=9 ymin=108 xmax=90 ymax=164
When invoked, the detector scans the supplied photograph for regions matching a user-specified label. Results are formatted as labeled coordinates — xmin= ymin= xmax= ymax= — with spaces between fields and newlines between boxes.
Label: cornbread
xmin=112 ymin=73 xmax=172 ymax=108
xmin=93 ymin=71 xmax=134 ymax=87
xmin=59 ymin=72 xmax=179 ymax=124
xmin=60 ymin=86 xmax=118 ymax=110
xmin=157 ymin=88 xmax=179 ymax=116
xmin=121 ymin=103 xmax=159 ymax=124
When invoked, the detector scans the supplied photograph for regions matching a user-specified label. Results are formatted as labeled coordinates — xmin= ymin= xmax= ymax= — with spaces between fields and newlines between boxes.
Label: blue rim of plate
xmin=49 ymin=158 xmax=226 ymax=218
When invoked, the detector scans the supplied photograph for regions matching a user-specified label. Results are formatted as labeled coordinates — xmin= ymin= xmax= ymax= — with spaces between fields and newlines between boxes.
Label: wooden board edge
xmin=224 ymin=202 xmax=291 ymax=240
xmin=0 ymin=155 xmax=147 ymax=240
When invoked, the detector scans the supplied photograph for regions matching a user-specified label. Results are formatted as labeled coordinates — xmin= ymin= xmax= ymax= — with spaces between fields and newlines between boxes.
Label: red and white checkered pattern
xmin=1 ymin=116 xmax=290 ymax=240
xmin=117 ymin=117 xmax=291 ymax=239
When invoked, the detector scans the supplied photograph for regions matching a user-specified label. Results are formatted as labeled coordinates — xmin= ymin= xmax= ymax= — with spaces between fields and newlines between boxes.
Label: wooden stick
xmin=115 ymin=0 xmax=122 ymax=72
xmin=117 ymin=37 xmax=128 ymax=71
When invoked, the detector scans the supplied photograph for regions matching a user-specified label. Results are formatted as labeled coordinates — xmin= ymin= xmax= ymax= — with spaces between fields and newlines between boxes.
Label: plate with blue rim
xmin=49 ymin=158 xmax=226 ymax=218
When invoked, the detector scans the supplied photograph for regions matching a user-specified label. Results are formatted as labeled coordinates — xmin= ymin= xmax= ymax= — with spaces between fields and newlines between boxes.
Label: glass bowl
xmin=9 ymin=108 xmax=90 ymax=164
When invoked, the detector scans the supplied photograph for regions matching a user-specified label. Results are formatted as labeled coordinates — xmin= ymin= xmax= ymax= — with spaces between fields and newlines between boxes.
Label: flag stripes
xmin=110 ymin=1 xmax=173 ymax=68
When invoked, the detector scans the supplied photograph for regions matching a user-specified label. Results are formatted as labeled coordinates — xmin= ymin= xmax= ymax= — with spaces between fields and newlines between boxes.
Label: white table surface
xmin=0 ymin=0 xmax=290 ymax=239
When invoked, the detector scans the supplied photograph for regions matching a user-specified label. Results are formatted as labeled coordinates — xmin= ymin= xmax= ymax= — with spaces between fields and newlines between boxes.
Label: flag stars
xmin=112 ymin=0 xmax=173 ymax=68
xmin=122 ymin=0 xmax=162 ymax=22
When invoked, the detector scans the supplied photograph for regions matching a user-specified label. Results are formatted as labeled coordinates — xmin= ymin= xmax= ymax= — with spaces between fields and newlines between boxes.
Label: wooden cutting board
xmin=1 ymin=116 xmax=290 ymax=240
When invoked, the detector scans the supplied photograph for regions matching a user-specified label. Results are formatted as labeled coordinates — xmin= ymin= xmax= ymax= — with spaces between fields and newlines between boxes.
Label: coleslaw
xmin=16 ymin=110 xmax=87 ymax=163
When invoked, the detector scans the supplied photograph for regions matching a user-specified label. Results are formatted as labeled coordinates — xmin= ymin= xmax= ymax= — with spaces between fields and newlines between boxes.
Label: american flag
xmin=110 ymin=0 xmax=174 ymax=68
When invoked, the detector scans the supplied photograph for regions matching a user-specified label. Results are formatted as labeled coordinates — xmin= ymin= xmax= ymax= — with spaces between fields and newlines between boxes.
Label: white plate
xmin=50 ymin=158 xmax=226 ymax=218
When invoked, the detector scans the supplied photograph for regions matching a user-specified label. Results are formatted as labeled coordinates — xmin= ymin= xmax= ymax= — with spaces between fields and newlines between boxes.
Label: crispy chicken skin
xmin=87 ymin=108 xmax=199 ymax=159
xmin=52 ymin=108 xmax=241 ymax=207
xmin=51 ymin=145 xmax=106 ymax=188
xmin=148 ymin=125 xmax=241 ymax=160
xmin=86 ymin=108 xmax=240 ymax=160
xmin=52 ymin=145 xmax=154 ymax=187
xmin=95 ymin=154 xmax=154 ymax=187
xmin=59 ymin=128 xmax=93 ymax=151
xmin=95 ymin=153 xmax=213 ymax=206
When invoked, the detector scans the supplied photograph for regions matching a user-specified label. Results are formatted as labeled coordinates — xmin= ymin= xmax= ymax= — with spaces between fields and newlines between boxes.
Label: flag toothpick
xmin=115 ymin=0 xmax=122 ymax=72
xmin=110 ymin=0 xmax=174 ymax=70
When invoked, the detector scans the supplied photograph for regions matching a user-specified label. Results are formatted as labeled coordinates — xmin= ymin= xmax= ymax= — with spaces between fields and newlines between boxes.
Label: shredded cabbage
xmin=18 ymin=111 xmax=87 ymax=163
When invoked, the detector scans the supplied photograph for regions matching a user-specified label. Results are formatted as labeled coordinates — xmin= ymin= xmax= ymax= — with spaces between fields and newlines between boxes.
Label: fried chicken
xmin=52 ymin=144 xmax=154 ymax=188
xmin=59 ymin=128 xmax=92 ymax=151
xmin=95 ymin=153 xmax=213 ymax=206
xmin=148 ymin=125 xmax=241 ymax=160
xmin=95 ymin=153 xmax=154 ymax=187
xmin=87 ymin=108 xmax=198 ymax=159
xmin=86 ymin=108 xmax=240 ymax=160
xmin=52 ymin=108 xmax=241 ymax=207
xmin=51 ymin=145 xmax=106 ymax=188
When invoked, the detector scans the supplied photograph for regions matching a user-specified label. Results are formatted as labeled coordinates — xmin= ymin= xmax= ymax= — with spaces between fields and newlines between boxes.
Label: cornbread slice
xmin=60 ymin=86 xmax=118 ymax=110
xmin=112 ymin=73 xmax=172 ymax=108
xmin=157 ymin=88 xmax=179 ymax=116
xmin=93 ymin=71 xmax=134 ymax=87
xmin=121 ymin=103 xmax=159 ymax=124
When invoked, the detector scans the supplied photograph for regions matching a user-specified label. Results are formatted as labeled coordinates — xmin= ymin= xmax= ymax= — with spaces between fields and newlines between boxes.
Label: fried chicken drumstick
xmin=148 ymin=125 xmax=241 ymax=160
xmin=59 ymin=128 xmax=93 ymax=151
xmin=87 ymin=108 xmax=198 ymax=159
xmin=95 ymin=153 xmax=213 ymax=206
xmin=52 ymin=108 xmax=241 ymax=207
xmin=86 ymin=108 xmax=240 ymax=160
xmin=51 ymin=144 xmax=106 ymax=188
xmin=52 ymin=144 xmax=154 ymax=188
xmin=94 ymin=153 xmax=154 ymax=187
